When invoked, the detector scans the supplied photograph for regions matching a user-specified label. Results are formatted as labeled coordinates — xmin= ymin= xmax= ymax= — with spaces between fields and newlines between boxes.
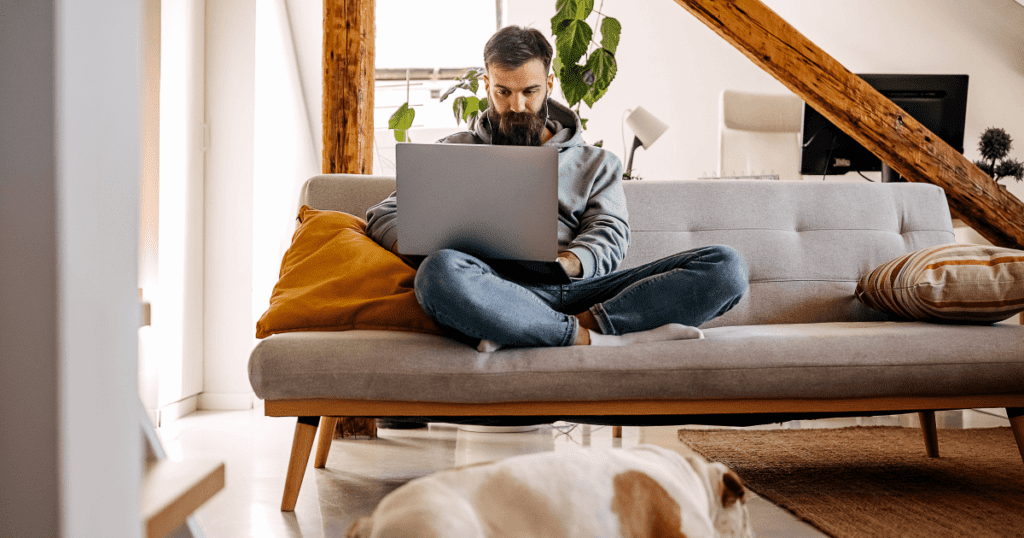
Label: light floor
xmin=157 ymin=408 xmax=1009 ymax=538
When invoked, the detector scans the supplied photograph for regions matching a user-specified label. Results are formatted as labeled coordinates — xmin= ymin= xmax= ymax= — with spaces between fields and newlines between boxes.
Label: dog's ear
xmin=720 ymin=469 xmax=746 ymax=508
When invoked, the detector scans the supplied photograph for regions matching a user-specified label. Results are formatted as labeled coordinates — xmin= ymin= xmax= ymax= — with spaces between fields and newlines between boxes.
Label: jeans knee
xmin=709 ymin=245 xmax=748 ymax=300
xmin=414 ymin=249 xmax=464 ymax=306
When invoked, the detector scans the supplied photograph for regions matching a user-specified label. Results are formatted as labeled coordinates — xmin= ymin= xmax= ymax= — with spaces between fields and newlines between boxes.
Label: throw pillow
xmin=855 ymin=243 xmax=1024 ymax=323
xmin=256 ymin=206 xmax=443 ymax=338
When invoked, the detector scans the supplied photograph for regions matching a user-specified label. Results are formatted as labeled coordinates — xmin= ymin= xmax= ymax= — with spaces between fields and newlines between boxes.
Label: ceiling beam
xmin=673 ymin=0 xmax=1024 ymax=250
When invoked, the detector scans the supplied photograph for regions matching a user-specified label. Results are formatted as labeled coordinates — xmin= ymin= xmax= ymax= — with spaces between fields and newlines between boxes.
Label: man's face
xmin=483 ymin=59 xmax=555 ymax=146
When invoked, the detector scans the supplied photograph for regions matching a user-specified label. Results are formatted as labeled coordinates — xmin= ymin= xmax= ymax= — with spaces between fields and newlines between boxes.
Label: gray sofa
xmin=249 ymin=174 xmax=1024 ymax=511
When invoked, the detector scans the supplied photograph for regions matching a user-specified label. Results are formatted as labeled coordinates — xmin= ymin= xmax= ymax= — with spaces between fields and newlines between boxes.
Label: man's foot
xmin=588 ymin=323 xmax=704 ymax=347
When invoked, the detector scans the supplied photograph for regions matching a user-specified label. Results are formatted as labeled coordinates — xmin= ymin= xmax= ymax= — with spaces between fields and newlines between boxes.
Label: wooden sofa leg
xmin=315 ymin=417 xmax=339 ymax=469
xmin=919 ymin=411 xmax=939 ymax=458
xmin=612 ymin=426 xmax=622 ymax=439
xmin=1008 ymin=408 xmax=1024 ymax=465
xmin=281 ymin=416 xmax=319 ymax=512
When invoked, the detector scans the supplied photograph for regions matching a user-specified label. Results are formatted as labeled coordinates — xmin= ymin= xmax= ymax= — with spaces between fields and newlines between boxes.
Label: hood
xmin=469 ymin=98 xmax=586 ymax=148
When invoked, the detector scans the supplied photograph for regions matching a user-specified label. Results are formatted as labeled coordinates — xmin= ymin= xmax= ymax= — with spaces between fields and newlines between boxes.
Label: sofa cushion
xmin=249 ymin=322 xmax=1024 ymax=403
xmin=255 ymin=206 xmax=443 ymax=338
xmin=855 ymin=244 xmax=1024 ymax=323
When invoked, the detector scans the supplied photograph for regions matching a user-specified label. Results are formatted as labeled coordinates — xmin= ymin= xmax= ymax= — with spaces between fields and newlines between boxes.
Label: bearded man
xmin=366 ymin=26 xmax=747 ymax=353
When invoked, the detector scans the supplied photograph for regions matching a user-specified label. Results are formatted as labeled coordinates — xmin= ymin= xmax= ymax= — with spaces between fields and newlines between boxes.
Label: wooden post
xmin=323 ymin=0 xmax=375 ymax=175
xmin=672 ymin=0 xmax=1024 ymax=251
xmin=324 ymin=0 xmax=377 ymax=437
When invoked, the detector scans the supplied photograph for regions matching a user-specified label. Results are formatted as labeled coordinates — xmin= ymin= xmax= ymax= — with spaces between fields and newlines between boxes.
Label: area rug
xmin=677 ymin=426 xmax=1024 ymax=538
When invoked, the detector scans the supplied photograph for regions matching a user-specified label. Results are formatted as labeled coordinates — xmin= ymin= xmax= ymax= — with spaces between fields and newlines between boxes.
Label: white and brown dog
xmin=347 ymin=444 xmax=753 ymax=538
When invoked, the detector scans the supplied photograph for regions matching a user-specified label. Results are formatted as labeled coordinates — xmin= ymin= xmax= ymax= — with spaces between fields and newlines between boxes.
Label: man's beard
xmin=488 ymin=104 xmax=546 ymax=146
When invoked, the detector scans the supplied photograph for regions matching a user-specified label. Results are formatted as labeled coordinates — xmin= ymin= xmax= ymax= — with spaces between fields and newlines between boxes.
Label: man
xmin=367 ymin=26 xmax=748 ymax=353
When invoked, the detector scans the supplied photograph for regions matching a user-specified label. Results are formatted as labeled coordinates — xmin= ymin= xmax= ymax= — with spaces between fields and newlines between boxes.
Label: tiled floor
xmin=157 ymin=408 xmax=1008 ymax=538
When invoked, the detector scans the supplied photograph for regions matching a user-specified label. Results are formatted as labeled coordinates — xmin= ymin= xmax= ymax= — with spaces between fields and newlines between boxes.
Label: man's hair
xmin=483 ymin=26 xmax=553 ymax=73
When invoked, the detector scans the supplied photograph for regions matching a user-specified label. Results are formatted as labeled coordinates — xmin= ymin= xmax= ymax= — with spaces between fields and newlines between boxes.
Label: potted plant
xmin=974 ymin=127 xmax=1024 ymax=186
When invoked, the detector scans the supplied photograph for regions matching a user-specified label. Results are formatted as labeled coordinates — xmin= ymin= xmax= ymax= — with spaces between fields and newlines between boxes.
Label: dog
xmin=346 ymin=444 xmax=753 ymax=538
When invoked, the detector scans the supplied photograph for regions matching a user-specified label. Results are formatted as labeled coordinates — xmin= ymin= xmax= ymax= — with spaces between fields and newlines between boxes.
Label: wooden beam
xmin=672 ymin=0 xmax=1024 ymax=251
xmin=323 ymin=0 xmax=377 ymax=437
xmin=323 ymin=0 xmax=375 ymax=174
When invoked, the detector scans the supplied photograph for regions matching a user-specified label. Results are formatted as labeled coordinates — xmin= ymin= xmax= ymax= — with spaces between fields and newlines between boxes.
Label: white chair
xmin=718 ymin=89 xmax=804 ymax=181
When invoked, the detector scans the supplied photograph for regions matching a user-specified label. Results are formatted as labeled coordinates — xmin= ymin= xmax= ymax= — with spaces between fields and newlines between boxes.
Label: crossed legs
xmin=414 ymin=245 xmax=749 ymax=349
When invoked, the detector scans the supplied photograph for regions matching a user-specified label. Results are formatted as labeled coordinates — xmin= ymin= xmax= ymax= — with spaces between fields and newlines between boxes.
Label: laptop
xmin=396 ymin=142 xmax=571 ymax=284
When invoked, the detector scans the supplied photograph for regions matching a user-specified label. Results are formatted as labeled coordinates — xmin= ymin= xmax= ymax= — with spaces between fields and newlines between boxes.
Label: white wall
xmin=203 ymin=0 xmax=258 ymax=409
xmin=148 ymin=0 xmax=207 ymax=416
xmin=253 ymin=0 xmax=320 ymax=338
xmin=1 ymin=0 xmax=143 ymax=535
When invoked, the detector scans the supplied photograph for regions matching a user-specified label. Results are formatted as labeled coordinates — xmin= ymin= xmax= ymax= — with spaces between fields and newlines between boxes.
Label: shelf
xmin=142 ymin=458 xmax=225 ymax=538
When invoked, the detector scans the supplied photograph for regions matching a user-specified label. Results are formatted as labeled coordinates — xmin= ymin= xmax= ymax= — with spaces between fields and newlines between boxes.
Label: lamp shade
xmin=626 ymin=106 xmax=669 ymax=149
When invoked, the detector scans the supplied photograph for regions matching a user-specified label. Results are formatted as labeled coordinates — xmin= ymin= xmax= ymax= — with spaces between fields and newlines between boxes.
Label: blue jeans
xmin=414 ymin=245 xmax=748 ymax=347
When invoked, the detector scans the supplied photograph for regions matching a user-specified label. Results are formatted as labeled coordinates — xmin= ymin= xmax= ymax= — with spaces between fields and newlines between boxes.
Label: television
xmin=800 ymin=74 xmax=969 ymax=182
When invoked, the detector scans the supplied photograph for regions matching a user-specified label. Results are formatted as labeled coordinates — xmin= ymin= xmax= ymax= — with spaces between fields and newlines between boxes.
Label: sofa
xmin=248 ymin=174 xmax=1024 ymax=511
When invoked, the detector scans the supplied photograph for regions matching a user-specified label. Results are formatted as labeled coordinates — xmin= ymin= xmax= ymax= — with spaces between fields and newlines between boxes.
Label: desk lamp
xmin=625 ymin=106 xmax=669 ymax=179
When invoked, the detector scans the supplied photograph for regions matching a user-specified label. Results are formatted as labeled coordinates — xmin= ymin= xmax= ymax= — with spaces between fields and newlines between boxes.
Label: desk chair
xmin=718 ymin=90 xmax=803 ymax=181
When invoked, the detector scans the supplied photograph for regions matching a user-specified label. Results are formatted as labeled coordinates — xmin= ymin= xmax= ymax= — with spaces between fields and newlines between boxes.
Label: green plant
xmin=550 ymin=0 xmax=620 ymax=129
xmin=388 ymin=102 xmax=416 ymax=142
xmin=439 ymin=68 xmax=489 ymax=127
xmin=975 ymin=127 xmax=1024 ymax=185
xmin=388 ymin=0 xmax=622 ymax=139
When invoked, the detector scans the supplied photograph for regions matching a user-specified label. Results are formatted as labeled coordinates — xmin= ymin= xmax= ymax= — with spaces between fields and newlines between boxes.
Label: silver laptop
xmin=396 ymin=142 xmax=570 ymax=284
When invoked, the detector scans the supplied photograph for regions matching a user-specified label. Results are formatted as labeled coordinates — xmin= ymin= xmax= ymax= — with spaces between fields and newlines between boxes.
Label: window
xmin=374 ymin=0 xmax=505 ymax=164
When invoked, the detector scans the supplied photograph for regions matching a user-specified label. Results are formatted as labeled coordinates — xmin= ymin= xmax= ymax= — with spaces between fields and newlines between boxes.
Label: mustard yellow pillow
xmin=855 ymin=244 xmax=1024 ymax=324
xmin=256 ymin=206 xmax=443 ymax=338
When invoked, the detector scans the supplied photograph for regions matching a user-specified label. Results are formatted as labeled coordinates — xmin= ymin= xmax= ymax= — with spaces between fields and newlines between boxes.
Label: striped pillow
xmin=855 ymin=244 xmax=1024 ymax=323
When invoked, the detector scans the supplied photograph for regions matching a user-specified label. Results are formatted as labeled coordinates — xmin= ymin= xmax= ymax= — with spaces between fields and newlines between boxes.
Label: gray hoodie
xmin=365 ymin=98 xmax=630 ymax=279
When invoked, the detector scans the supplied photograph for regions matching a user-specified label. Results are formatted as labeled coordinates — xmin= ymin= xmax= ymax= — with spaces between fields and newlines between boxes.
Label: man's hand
xmin=557 ymin=251 xmax=583 ymax=278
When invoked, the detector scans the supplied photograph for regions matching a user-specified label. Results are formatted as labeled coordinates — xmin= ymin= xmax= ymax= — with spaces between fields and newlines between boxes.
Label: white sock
xmin=477 ymin=339 xmax=503 ymax=353
xmin=588 ymin=323 xmax=704 ymax=347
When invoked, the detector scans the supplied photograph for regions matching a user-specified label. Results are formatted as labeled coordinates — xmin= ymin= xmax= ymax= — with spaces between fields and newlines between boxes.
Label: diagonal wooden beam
xmin=673 ymin=0 xmax=1024 ymax=250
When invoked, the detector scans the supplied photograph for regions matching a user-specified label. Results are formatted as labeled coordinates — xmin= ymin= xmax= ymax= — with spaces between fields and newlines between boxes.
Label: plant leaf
xmin=439 ymin=83 xmax=459 ymax=102
xmin=452 ymin=96 xmax=467 ymax=125
xmin=551 ymin=0 xmax=578 ymax=33
xmin=580 ymin=117 xmax=588 ymax=130
xmin=388 ymin=102 xmax=415 ymax=130
xmin=552 ymin=56 xmax=563 ymax=77
xmin=582 ymin=48 xmax=616 ymax=107
xmin=600 ymin=17 xmax=621 ymax=54
xmin=463 ymin=96 xmax=480 ymax=122
xmin=575 ymin=0 xmax=594 ymax=20
xmin=394 ymin=129 xmax=406 ymax=142
xmin=559 ymin=63 xmax=588 ymax=108
xmin=555 ymin=19 xmax=592 ymax=67
xmin=469 ymin=78 xmax=479 ymax=94
xmin=478 ymin=97 xmax=488 ymax=113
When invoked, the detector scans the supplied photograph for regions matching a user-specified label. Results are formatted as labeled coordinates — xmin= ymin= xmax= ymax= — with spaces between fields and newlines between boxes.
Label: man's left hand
xmin=557 ymin=251 xmax=583 ymax=278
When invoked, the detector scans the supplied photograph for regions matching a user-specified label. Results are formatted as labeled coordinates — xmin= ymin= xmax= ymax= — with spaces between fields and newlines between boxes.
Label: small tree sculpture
xmin=974 ymin=127 xmax=1024 ymax=185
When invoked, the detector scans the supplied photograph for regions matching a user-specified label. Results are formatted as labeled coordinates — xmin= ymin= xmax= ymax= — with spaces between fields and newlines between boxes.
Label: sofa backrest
xmin=301 ymin=175 xmax=955 ymax=328
xmin=621 ymin=180 xmax=954 ymax=327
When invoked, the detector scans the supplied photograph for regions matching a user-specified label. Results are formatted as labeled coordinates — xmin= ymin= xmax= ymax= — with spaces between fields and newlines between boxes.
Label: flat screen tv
xmin=800 ymin=74 xmax=969 ymax=182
